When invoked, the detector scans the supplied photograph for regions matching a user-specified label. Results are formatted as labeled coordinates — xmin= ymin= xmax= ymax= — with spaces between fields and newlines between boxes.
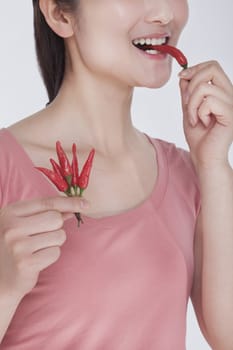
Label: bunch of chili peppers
xmin=35 ymin=141 xmax=95 ymax=227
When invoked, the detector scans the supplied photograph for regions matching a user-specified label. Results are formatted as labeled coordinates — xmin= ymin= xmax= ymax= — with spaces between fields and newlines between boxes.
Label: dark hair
xmin=32 ymin=0 xmax=78 ymax=104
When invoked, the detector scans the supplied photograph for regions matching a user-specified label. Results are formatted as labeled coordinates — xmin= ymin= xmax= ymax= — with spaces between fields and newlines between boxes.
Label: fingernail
xmin=179 ymin=68 xmax=191 ymax=77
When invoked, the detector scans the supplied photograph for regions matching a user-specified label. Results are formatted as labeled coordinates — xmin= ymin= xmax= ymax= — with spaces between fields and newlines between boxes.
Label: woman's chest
xmin=24 ymin=141 xmax=158 ymax=219
xmin=8 ymin=215 xmax=189 ymax=337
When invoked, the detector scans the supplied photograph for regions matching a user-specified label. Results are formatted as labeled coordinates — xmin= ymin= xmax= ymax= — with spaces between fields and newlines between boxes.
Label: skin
xmin=9 ymin=0 xmax=188 ymax=154
xmin=179 ymin=63 xmax=233 ymax=348
xmin=8 ymin=0 xmax=188 ymax=216
xmin=6 ymin=0 xmax=233 ymax=347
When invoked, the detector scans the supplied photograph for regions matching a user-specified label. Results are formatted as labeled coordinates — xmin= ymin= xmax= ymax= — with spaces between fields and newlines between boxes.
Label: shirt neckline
xmin=1 ymin=127 xmax=168 ymax=224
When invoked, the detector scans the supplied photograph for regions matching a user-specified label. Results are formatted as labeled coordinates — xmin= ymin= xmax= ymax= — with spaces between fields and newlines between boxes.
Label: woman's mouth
xmin=132 ymin=36 xmax=169 ymax=55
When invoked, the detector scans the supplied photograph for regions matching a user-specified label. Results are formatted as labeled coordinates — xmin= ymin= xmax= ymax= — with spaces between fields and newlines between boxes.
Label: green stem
xmin=65 ymin=187 xmax=84 ymax=227
xmin=79 ymin=187 xmax=85 ymax=197
xmin=65 ymin=189 xmax=72 ymax=197
xmin=74 ymin=185 xmax=78 ymax=196
xmin=74 ymin=188 xmax=85 ymax=227
xmin=65 ymin=175 xmax=72 ymax=186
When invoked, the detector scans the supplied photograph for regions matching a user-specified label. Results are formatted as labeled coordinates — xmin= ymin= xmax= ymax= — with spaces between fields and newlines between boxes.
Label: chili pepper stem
xmin=65 ymin=187 xmax=85 ymax=226
xmin=74 ymin=185 xmax=78 ymax=196
xmin=65 ymin=175 xmax=72 ymax=186
xmin=72 ymin=189 xmax=85 ymax=227
xmin=75 ymin=212 xmax=84 ymax=227
xmin=65 ymin=189 xmax=72 ymax=197
xmin=70 ymin=186 xmax=76 ymax=196
xmin=79 ymin=188 xmax=85 ymax=196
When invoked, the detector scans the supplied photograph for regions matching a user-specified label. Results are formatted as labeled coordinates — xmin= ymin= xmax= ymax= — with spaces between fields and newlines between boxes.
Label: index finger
xmin=179 ymin=60 xmax=233 ymax=95
xmin=9 ymin=196 xmax=89 ymax=217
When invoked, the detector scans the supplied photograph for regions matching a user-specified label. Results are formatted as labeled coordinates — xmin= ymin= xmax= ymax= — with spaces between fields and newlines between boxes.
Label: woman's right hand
xmin=0 ymin=196 xmax=89 ymax=300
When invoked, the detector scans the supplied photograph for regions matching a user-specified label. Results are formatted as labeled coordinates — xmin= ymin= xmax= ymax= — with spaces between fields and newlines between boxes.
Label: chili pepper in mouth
xmin=144 ymin=44 xmax=188 ymax=69
xmin=35 ymin=142 xmax=95 ymax=228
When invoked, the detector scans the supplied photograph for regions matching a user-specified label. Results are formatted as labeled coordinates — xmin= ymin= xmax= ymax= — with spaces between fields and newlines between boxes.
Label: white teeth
xmin=133 ymin=37 xmax=166 ymax=46
xmin=145 ymin=49 xmax=159 ymax=55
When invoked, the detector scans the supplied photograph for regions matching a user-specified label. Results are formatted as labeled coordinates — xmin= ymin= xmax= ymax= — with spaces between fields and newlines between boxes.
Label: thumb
xmin=62 ymin=212 xmax=74 ymax=221
xmin=179 ymin=78 xmax=189 ymax=110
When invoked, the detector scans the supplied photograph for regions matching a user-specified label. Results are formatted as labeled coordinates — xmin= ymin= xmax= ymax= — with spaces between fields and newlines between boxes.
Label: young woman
xmin=0 ymin=0 xmax=232 ymax=348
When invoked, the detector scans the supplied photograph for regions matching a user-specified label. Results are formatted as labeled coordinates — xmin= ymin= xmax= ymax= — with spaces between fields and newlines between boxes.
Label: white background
xmin=0 ymin=1 xmax=233 ymax=349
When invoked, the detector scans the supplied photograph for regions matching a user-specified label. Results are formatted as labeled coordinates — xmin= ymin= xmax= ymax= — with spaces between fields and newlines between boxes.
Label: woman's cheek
xmin=175 ymin=0 xmax=189 ymax=31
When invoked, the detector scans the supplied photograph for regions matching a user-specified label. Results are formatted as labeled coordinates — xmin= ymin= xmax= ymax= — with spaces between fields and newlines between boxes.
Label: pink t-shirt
xmin=0 ymin=128 xmax=200 ymax=350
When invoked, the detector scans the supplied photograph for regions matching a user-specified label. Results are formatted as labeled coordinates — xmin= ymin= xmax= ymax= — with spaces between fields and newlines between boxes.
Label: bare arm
xmin=191 ymin=164 xmax=233 ymax=350
xmin=179 ymin=58 xmax=233 ymax=349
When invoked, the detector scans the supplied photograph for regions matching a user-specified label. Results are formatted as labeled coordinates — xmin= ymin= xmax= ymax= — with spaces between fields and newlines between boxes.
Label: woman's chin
xmin=146 ymin=80 xmax=169 ymax=89
xmin=133 ymin=70 xmax=172 ymax=89
xmin=135 ymin=76 xmax=170 ymax=89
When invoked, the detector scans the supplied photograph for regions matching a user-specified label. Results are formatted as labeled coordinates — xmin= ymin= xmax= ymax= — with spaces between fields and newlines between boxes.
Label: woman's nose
xmin=143 ymin=0 xmax=174 ymax=25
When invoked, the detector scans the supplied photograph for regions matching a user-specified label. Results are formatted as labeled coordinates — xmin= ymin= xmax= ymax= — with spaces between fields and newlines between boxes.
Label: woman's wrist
xmin=195 ymin=160 xmax=232 ymax=177
xmin=0 ymin=287 xmax=24 ymax=307
xmin=0 ymin=289 xmax=24 ymax=344
xmin=195 ymin=162 xmax=233 ymax=196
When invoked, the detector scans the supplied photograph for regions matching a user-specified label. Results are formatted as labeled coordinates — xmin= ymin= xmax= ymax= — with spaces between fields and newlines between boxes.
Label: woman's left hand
xmin=179 ymin=60 xmax=233 ymax=169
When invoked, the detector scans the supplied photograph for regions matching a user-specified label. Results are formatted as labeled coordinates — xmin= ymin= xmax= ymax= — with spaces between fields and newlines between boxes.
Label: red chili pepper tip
xmin=71 ymin=143 xmax=79 ymax=187
xmin=56 ymin=141 xmax=73 ymax=177
xmin=50 ymin=158 xmax=64 ymax=179
xmin=149 ymin=44 xmax=188 ymax=69
xmin=35 ymin=167 xmax=69 ymax=192
xmin=78 ymin=148 xmax=95 ymax=190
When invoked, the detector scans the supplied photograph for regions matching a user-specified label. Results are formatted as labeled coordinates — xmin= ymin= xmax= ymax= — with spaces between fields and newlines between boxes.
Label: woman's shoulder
xmin=0 ymin=126 xmax=26 ymax=207
xmin=0 ymin=118 xmax=51 ymax=207
xmin=151 ymin=136 xmax=193 ymax=166
xmin=0 ymin=122 xmax=28 ymax=158
xmin=0 ymin=126 xmax=26 ymax=176
xmin=1 ymin=107 xmax=52 ymax=146
xmin=152 ymin=136 xmax=201 ymax=214
xmin=151 ymin=135 xmax=199 ymax=184
xmin=0 ymin=111 xmax=56 ymax=166
xmin=0 ymin=115 xmax=42 ymax=173
xmin=0 ymin=113 xmax=35 ymax=147
xmin=0 ymin=127 xmax=15 ymax=158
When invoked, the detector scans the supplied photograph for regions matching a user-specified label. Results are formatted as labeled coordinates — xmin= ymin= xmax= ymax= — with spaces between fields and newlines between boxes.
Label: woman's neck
xmin=45 ymin=73 xmax=139 ymax=157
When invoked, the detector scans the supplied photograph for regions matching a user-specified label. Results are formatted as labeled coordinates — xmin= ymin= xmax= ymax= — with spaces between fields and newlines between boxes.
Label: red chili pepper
xmin=74 ymin=148 xmax=95 ymax=227
xmin=71 ymin=143 xmax=79 ymax=187
xmin=56 ymin=141 xmax=73 ymax=178
xmin=35 ymin=167 xmax=69 ymax=192
xmin=150 ymin=44 xmax=188 ymax=69
xmin=78 ymin=149 xmax=95 ymax=195
xmin=50 ymin=158 xmax=64 ymax=179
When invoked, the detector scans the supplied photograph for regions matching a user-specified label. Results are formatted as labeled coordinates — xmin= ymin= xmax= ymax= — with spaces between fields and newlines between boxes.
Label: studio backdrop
xmin=0 ymin=1 xmax=232 ymax=349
